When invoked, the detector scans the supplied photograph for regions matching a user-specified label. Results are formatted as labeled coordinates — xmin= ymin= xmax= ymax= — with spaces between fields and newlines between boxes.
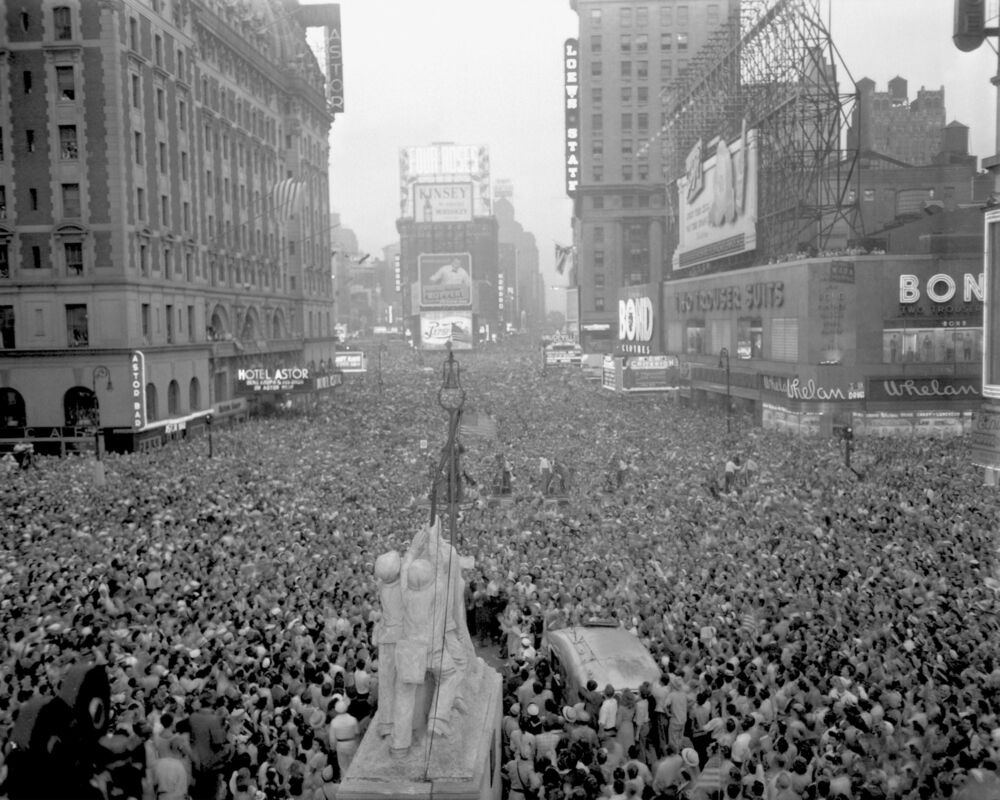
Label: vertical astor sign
xmin=564 ymin=39 xmax=579 ymax=197
xmin=325 ymin=7 xmax=344 ymax=114
xmin=130 ymin=350 xmax=147 ymax=429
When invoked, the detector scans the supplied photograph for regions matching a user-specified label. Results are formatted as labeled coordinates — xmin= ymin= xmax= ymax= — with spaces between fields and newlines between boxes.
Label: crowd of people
xmin=1 ymin=338 xmax=999 ymax=800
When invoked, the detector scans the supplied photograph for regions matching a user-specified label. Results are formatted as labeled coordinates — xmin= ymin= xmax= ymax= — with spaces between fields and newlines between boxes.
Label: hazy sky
xmin=320 ymin=0 xmax=1000 ymax=296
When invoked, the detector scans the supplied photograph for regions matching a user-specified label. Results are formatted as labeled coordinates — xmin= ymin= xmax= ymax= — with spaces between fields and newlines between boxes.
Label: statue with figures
xmin=340 ymin=347 xmax=503 ymax=800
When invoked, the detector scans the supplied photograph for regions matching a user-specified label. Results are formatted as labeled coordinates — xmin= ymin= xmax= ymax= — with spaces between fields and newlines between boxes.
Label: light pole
xmin=91 ymin=365 xmax=112 ymax=460
xmin=718 ymin=347 xmax=732 ymax=434
xmin=206 ymin=413 xmax=214 ymax=458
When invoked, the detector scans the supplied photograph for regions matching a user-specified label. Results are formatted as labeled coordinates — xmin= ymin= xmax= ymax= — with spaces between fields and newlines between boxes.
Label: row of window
xmin=588 ymin=5 xmax=717 ymax=28
xmin=589 ymin=32 xmax=690 ymax=54
xmin=14 ymin=6 xmax=74 ymax=40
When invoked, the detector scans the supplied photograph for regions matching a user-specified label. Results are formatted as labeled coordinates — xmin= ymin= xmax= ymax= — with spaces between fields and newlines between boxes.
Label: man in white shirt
xmin=598 ymin=684 xmax=620 ymax=742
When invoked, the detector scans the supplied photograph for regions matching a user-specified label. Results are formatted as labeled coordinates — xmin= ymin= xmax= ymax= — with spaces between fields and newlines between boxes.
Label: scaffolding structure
xmin=656 ymin=0 xmax=861 ymax=265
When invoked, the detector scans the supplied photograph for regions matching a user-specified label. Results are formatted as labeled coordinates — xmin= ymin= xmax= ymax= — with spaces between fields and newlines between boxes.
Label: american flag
xmin=271 ymin=177 xmax=304 ymax=224
xmin=459 ymin=411 xmax=498 ymax=440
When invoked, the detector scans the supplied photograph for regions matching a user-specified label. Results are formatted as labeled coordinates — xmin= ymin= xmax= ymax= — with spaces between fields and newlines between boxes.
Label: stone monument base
xmin=340 ymin=658 xmax=502 ymax=800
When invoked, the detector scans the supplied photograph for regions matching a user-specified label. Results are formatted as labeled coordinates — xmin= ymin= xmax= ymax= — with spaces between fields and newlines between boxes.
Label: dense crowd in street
xmin=2 ymin=337 xmax=1000 ymax=800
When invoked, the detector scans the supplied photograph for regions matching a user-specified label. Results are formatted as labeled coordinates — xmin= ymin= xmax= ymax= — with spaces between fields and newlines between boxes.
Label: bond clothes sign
xmin=564 ymin=39 xmax=580 ymax=196
xmin=898 ymin=272 xmax=984 ymax=306
xmin=418 ymin=253 xmax=473 ymax=308
xmin=618 ymin=296 xmax=654 ymax=354
xmin=413 ymin=183 xmax=473 ymax=223
xmin=399 ymin=144 xmax=491 ymax=219
xmin=674 ymin=124 xmax=758 ymax=271
xmin=130 ymin=350 xmax=146 ymax=430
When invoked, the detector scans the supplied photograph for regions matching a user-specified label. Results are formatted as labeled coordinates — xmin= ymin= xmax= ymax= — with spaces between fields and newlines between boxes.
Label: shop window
xmin=737 ymin=317 xmax=763 ymax=359
xmin=685 ymin=321 xmax=705 ymax=354
xmin=882 ymin=325 xmax=982 ymax=364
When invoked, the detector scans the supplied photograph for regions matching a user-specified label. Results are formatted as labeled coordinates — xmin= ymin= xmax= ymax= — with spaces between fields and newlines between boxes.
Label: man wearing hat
xmin=328 ymin=699 xmax=361 ymax=777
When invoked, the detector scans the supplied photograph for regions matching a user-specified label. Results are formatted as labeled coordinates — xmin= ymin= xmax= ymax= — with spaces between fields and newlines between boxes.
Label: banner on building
xmin=418 ymin=253 xmax=473 ymax=308
xmin=130 ymin=350 xmax=147 ymax=430
xmin=674 ymin=124 xmax=758 ymax=271
xmin=564 ymin=38 xmax=580 ymax=196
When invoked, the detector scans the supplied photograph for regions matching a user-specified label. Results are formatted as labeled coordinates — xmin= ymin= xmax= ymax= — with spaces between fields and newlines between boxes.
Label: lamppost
xmin=718 ymin=347 xmax=732 ymax=434
xmin=206 ymin=413 xmax=214 ymax=458
xmin=377 ymin=343 xmax=386 ymax=396
xmin=432 ymin=344 xmax=466 ymax=547
xmin=91 ymin=365 xmax=112 ymax=460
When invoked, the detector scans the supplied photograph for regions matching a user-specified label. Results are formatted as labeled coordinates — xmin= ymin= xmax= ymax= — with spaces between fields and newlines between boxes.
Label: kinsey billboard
xmin=564 ymin=38 xmax=580 ymax=196
xmin=419 ymin=253 xmax=473 ymax=308
xmin=674 ymin=123 xmax=758 ymax=271
xmin=421 ymin=310 xmax=474 ymax=350
xmin=413 ymin=182 xmax=474 ymax=223
xmin=399 ymin=144 xmax=491 ymax=219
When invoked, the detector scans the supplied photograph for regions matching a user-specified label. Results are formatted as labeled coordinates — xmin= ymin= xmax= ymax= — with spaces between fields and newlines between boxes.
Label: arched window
xmin=63 ymin=386 xmax=96 ymax=426
xmin=1 ymin=387 xmax=27 ymax=427
xmin=189 ymin=377 xmax=201 ymax=411
xmin=145 ymin=382 xmax=158 ymax=422
xmin=167 ymin=379 xmax=180 ymax=415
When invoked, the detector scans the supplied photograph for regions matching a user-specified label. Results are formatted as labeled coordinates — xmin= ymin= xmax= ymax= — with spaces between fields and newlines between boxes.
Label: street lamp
xmin=205 ymin=413 xmax=214 ymax=459
xmin=91 ymin=365 xmax=112 ymax=460
xmin=718 ymin=347 xmax=732 ymax=434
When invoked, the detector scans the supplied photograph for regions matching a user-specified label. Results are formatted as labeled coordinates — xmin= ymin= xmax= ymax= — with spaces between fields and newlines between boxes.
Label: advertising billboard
xmin=236 ymin=366 xmax=313 ymax=393
xmin=674 ymin=125 xmax=758 ymax=271
xmin=421 ymin=310 xmax=474 ymax=350
xmin=418 ymin=253 xmax=473 ymax=308
xmin=413 ymin=182 xmax=474 ymax=223
xmin=333 ymin=351 xmax=367 ymax=373
xmin=399 ymin=144 xmax=491 ymax=219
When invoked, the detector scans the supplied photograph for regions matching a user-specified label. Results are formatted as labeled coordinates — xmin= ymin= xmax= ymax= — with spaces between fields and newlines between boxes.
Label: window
xmin=167 ymin=380 xmax=180 ymax=414
xmin=737 ymin=318 xmax=763 ymax=360
xmin=178 ymin=99 xmax=187 ymax=130
xmin=131 ymin=74 xmax=140 ymax=107
xmin=182 ymin=201 xmax=190 ymax=232
xmin=637 ymin=61 xmax=648 ymax=80
xmin=708 ymin=4 xmax=720 ymax=24
xmin=594 ymin=226 xmax=605 ymax=243
xmin=29 ymin=189 xmax=38 ymax=210
xmin=621 ymin=86 xmax=632 ymax=103
xmin=620 ymin=34 xmax=631 ymax=53
xmin=661 ymin=33 xmax=673 ymax=52
xmin=166 ymin=304 xmax=174 ymax=343
xmin=637 ymin=6 xmax=648 ymax=26
xmin=623 ymin=194 xmax=634 ymax=208
xmin=26 ymin=130 xmax=35 ymax=152
xmin=146 ymin=383 xmax=158 ymax=422
xmin=62 ymin=184 xmax=80 ymax=217
xmin=685 ymin=321 xmax=705 ymax=354
xmin=129 ymin=17 xmax=139 ymax=49
xmin=661 ymin=6 xmax=673 ymax=25
xmin=595 ymin=297 xmax=605 ymax=312
xmin=638 ymin=163 xmax=650 ymax=181
xmin=661 ymin=60 xmax=672 ymax=81
xmin=591 ymin=61 xmax=602 ymax=78
xmin=638 ymin=112 xmax=649 ymax=133
xmin=593 ymin=196 xmax=604 ymax=210
xmin=678 ymin=6 xmax=690 ymax=26
xmin=23 ymin=71 xmax=32 ymax=94
xmin=0 ymin=128 xmax=4 ymax=161
xmin=180 ymin=151 xmax=188 ymax=180
xmin=140 ymin=243 xmax=149 ymax=274
xmin=622 ymin=139 xmax=633 ymax=157
xmin=65 ymin=242 xmax=83 ymax=274
xmin=20 ymin=12 xmax=29 ymax=31
xmin=206 ymin=169 xmax=213 ymax=196
xmin=638 ymin=86 xmax=649 ymax=104
xmin=594 ymin=274 xmax=605 ymax=289
xmin=622 ymin=113 xmax=633 ymax=132
xmin=177 ymin=49 xmax=185 ymax=78
xmin=187 ymin=305 xmax=194 ymax=339
xmin=677 ymin=33 xmax=689 ymax=51
xmin=0 ymin=243 xmax=8 ymax=277
xmin=53 ymin=6 xmax=72 ymax=39
xmin=592 ymin=113 xmax=603 ymax=132
xmin=158 ymin=142 xmax=167 ymax=173
xmin=154 ymin=35 xmax=163 ymax=66
xmin=636 ymin=34 xmax=648 ymax=54
xmin=59 ymin=125 xmax=78 ymax=159
xmin=66 ymin=304 xmax=88 ymax=347
xmin=592 ymin=139 xmax=604 ymax=158
xmin=141 ymin=303 xmax=150 ymax=338
xmin=0 ymin=306 xmax=13 ymax=348
xmin=156 ymin=88 xmax=165 ymax=120
xmin=593 ymin=166 xmax=603 ymax=182
xmin=134 ymin=131 xmax=143 ymax=164
xmin=591 ymin=34 xmax=602 ymax=53
xmin=590 ymin=8 xmax=601 ymax=22
xmin=621 ymin=61 xmax=631 ymax=79
xmin=620 ymin=7 xmax=632 ymax=25
xmin=136 ymin=187 xmax=145 ymax=220
xmin=32 ymin=246 xmax=41 ymax=269
xmin=771 ymin=318 xmax=799 ymax=361
xmin=591 ymin=87 xmax=602 ymax=105
xmin=56 ymin=66 xmax=75 ymax=100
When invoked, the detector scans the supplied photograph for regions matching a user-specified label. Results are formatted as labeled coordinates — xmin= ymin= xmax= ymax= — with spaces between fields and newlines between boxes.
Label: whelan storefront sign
xmin=867 ymin=376 xmax=980 ymax=403
xmin=761 ymin=374 xmax=865 ymax=401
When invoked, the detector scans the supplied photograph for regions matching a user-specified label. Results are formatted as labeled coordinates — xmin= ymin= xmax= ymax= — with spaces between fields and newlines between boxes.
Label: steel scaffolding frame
xmin=657 ymin=0 xmax=861 ymax=263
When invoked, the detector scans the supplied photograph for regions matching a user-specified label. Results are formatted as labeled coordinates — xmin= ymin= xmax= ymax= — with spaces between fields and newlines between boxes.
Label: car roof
xmin=547 ymin=626 xmax=660 ymax=691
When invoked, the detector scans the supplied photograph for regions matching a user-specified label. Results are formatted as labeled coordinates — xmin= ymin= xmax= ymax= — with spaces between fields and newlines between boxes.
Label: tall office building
xmin=0 ymin=1 xmax=341 ymax=452
xmin=566 ymin=0 xmax=736 ymax=351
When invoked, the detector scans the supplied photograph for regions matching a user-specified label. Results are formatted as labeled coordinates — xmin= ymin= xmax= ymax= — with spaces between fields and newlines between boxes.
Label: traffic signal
xmin=954 ymin=0 xmax=986 ymax=52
